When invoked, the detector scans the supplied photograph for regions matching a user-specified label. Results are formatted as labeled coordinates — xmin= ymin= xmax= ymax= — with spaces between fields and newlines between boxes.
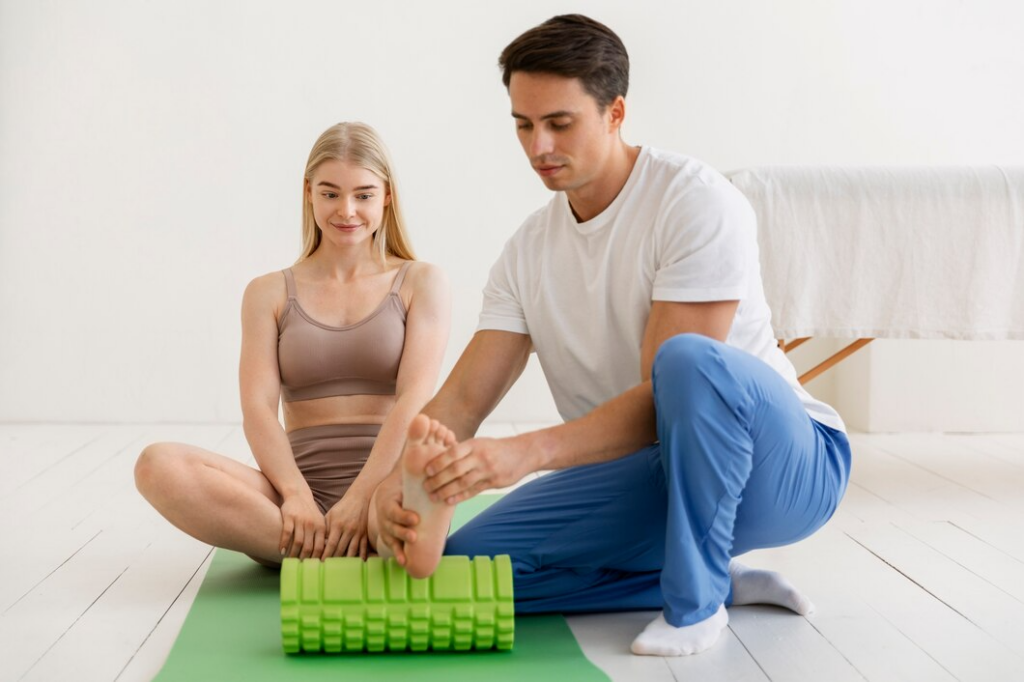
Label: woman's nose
xmin=336 ymin=198 xmax=355 ymax=217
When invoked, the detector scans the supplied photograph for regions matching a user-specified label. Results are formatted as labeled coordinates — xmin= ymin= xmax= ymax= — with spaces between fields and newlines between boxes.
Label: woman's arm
xmin=239 ymin=273 xmax=325 ymax=558
xmin=322 ymin=262 xmax=452 ymax=558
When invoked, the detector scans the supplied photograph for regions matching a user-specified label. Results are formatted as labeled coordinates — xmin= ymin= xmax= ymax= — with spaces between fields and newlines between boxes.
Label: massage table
xmin=727 ymin=166 xmax=1024 ymax=383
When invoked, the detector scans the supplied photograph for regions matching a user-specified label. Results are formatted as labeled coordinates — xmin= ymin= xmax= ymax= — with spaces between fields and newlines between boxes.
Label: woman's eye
xmin=357 ymin=194 xmax=372 ymax=200
xmin=323 ymin=192 xmax=337 ymax=199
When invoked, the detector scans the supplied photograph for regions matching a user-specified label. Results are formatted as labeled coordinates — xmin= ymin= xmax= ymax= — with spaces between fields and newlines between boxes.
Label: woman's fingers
xmin=289 ymin=524 xmax=305 ymax=558
xmin=280 ymin=517 xmax=294 ymax=556
xmin=390 ymin=538 xmax=407 ymax=566
xmin=335 ymin=529 xmax=352 ymax=558
xmin=388 ymin=519 xmax=415 ymax=544
xmin=299 ymin=521 xmax=319 ymax=559
xmin=344 ymin=532 xmax=361 ymax=557
xmin=311 ymin=524 xmax=326 ymax=559
xmin=322 ymin=524 xmax=342 ymax=560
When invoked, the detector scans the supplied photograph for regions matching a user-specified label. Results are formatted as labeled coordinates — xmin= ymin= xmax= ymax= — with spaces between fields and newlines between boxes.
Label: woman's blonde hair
xmin=297 ymin=122 xmax=415 ymax=263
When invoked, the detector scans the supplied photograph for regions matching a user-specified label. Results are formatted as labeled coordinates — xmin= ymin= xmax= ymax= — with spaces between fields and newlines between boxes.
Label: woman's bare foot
xmin=399 ymin=414 xmax=458 ymax=579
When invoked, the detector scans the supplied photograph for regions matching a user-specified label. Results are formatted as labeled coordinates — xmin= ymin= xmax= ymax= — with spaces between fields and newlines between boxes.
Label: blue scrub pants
xmin=444 ymin=333 xmax=852 ymax=627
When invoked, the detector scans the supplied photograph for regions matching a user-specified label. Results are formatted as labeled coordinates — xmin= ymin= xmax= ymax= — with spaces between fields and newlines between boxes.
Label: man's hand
xmin=422 ymin=435 xmax=538 ymax=504
xmin=373 ymin=469 xmax=420 ymax=566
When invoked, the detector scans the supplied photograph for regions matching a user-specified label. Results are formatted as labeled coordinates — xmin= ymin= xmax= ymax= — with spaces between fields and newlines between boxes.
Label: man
xmin=372 ymin=14 xmax=851 ymax=656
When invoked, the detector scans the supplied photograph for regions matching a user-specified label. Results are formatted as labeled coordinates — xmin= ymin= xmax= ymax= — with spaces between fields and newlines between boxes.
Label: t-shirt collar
xmin=560 ymin=145 xmax=649 ymax=236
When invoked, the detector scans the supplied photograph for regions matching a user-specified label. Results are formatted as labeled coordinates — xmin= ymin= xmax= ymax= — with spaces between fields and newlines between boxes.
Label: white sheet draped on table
xmin=727 ymin=166 xmax=1024 ymax=340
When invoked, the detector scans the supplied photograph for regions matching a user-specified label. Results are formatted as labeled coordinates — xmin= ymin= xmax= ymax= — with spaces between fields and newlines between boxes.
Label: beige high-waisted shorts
xmin=287 ymin=423 xmax=381 ymax=514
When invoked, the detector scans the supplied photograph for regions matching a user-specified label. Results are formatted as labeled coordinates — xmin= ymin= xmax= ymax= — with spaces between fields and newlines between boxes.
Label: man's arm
xmin=371 ymin=329 xmax=532 ymax=559
xmin=421 ymin=330 xmax=533 ymax=440
xmin=422 ymin=299 xmax=738 ymax=503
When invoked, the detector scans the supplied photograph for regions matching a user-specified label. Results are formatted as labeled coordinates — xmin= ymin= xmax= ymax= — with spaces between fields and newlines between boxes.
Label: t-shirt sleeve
xmin=477 ymin=234 xmax=530 ymax=335
xmin=652 ymin=182 xmax=755 ymax=302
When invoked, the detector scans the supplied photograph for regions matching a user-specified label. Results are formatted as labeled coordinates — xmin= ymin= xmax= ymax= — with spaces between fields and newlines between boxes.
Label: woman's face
xmin=307 ymin=159 xmax=391 ymax=250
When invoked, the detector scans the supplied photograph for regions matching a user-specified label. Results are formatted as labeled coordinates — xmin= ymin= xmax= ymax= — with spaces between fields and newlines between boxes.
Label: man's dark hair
xmin=499 ymin=14 xmax=629 ymax=110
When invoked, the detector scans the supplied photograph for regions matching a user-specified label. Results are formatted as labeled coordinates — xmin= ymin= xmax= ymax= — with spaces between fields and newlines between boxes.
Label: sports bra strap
xmin=283 ymin=268 xmax=297 ymax=300
xmin=389 ymin=261 xmax=413 ymax=294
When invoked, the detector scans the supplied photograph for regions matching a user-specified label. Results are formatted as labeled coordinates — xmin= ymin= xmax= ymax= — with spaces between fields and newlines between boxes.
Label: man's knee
xmin=652 ymin=333 xmax=717 ymax=383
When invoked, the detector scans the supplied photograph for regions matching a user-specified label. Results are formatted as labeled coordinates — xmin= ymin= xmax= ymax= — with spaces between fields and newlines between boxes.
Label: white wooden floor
xmin=3 ymin=425 xmax=1024 ymax=682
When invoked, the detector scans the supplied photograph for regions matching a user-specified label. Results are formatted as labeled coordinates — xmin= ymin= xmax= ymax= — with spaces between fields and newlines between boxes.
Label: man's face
xmin=509 ymin=72 xmax=619 ymax=194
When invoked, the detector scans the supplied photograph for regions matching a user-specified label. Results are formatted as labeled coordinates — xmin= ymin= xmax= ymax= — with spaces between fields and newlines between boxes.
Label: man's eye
xmin=516 ymin=123 xmax=532 ymax=131
xmin=551 ymin=122 xmax=571 ymax=131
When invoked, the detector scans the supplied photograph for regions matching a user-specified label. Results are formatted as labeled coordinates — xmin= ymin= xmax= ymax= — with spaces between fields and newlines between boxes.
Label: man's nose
xmin=527 ymin=129 xmax=554 ymax=157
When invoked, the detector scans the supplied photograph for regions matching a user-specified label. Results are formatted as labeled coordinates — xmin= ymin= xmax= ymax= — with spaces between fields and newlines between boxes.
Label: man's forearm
xmin=517 ymin=381 xmax=658 ymax=472
xmin=420 ymin=331 xmax=532 ymax=442
xmin=420 ymin=390 xmax=484 ymax=444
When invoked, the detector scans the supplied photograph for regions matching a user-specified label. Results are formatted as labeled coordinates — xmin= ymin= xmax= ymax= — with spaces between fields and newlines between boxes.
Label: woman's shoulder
xmin=399 ymin=259 xmax=447 ymax=286
xmin=394 ymin=259 xmax=449 ymax=303
xmin=242 ymin=268 xmax=290 ymax=315
xmin=246 ymin=268 xmax=290 ymax=294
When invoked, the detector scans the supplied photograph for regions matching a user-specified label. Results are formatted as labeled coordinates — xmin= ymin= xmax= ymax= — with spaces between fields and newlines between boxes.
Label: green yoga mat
xmin=156 ymin=495 xmax=610 ymax=681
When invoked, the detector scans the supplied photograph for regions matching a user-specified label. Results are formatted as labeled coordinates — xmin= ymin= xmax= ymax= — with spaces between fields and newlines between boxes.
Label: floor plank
xmin=842 ymin=520 xmax=1024 ymax=660
xmin=1 ymin=514 xmax=158 ymax=680
xmin=0 ymin=425 xmax=111 ymax=499
xmin=5 ymin=427 xmax=1024 ymax=682
xmin=727 ymin=606 xmax=866 ymax=682
xmin=566 ymin=612 xmax=677 ymax=682
xmin=868 ymin=433 xmax=1024 ymax=509
xmin=116 ymin=549 xmax=215 ymax=682
xmin=20 ymin=529 xmax=213 ymax=682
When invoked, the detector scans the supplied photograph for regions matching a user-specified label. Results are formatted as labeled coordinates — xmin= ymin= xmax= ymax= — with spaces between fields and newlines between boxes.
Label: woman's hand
xmin=279 ymin=494 xmax=327 ymax=559
xmin=322 ymin=487 xmax=373 ymax=560
xmin=373 ymin=469 xmax=420 ymax=566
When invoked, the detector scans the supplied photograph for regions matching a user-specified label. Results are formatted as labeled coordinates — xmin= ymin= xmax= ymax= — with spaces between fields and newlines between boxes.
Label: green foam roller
xmin=280 ymin=554 xmax=514 ymax=653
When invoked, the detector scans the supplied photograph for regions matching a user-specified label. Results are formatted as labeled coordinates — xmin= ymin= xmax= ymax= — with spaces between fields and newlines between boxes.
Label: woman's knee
xmin=134 ymin=442 xmax=186 ymax=497
xmin=247 ymin=554 xmax=282 ymax=569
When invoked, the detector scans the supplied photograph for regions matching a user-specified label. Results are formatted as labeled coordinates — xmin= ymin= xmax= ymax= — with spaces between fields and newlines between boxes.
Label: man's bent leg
xmin=651 ymin=334 xmax=851 ymax=628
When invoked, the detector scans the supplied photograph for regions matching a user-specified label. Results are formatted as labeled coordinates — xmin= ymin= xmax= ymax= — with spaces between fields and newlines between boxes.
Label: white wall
xmin=2 ymin=1 xmax=1022 ymax=428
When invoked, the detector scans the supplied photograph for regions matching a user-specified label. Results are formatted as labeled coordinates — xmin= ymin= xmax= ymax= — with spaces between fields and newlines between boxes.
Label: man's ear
xmin=607 ymin=95 xmax=627 ymax=133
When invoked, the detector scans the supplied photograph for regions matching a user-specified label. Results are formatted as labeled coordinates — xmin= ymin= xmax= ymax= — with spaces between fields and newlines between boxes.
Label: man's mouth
xmin=536 ymin=165 xmax=563 ymax=177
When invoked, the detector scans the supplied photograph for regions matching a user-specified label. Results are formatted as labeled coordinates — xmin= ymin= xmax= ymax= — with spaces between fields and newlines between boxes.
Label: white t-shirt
xmin=478 ymin=146 xmax=846 ymax=433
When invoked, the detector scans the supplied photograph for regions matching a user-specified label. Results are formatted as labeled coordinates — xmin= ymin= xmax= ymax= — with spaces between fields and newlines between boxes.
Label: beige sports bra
xmin=276 ymin=262 xmax=410 ymax=402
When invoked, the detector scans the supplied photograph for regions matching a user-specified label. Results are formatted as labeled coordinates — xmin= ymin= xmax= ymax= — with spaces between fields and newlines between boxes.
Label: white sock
xmin=631 ymin=605 xmax=728 ymax=656
xmin=729 ymin=560 xmax=815 ymax=615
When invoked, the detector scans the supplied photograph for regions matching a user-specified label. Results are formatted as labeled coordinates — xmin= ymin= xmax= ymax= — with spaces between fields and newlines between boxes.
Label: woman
xmin=135 ymin=122 xmax=450 ymax=566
